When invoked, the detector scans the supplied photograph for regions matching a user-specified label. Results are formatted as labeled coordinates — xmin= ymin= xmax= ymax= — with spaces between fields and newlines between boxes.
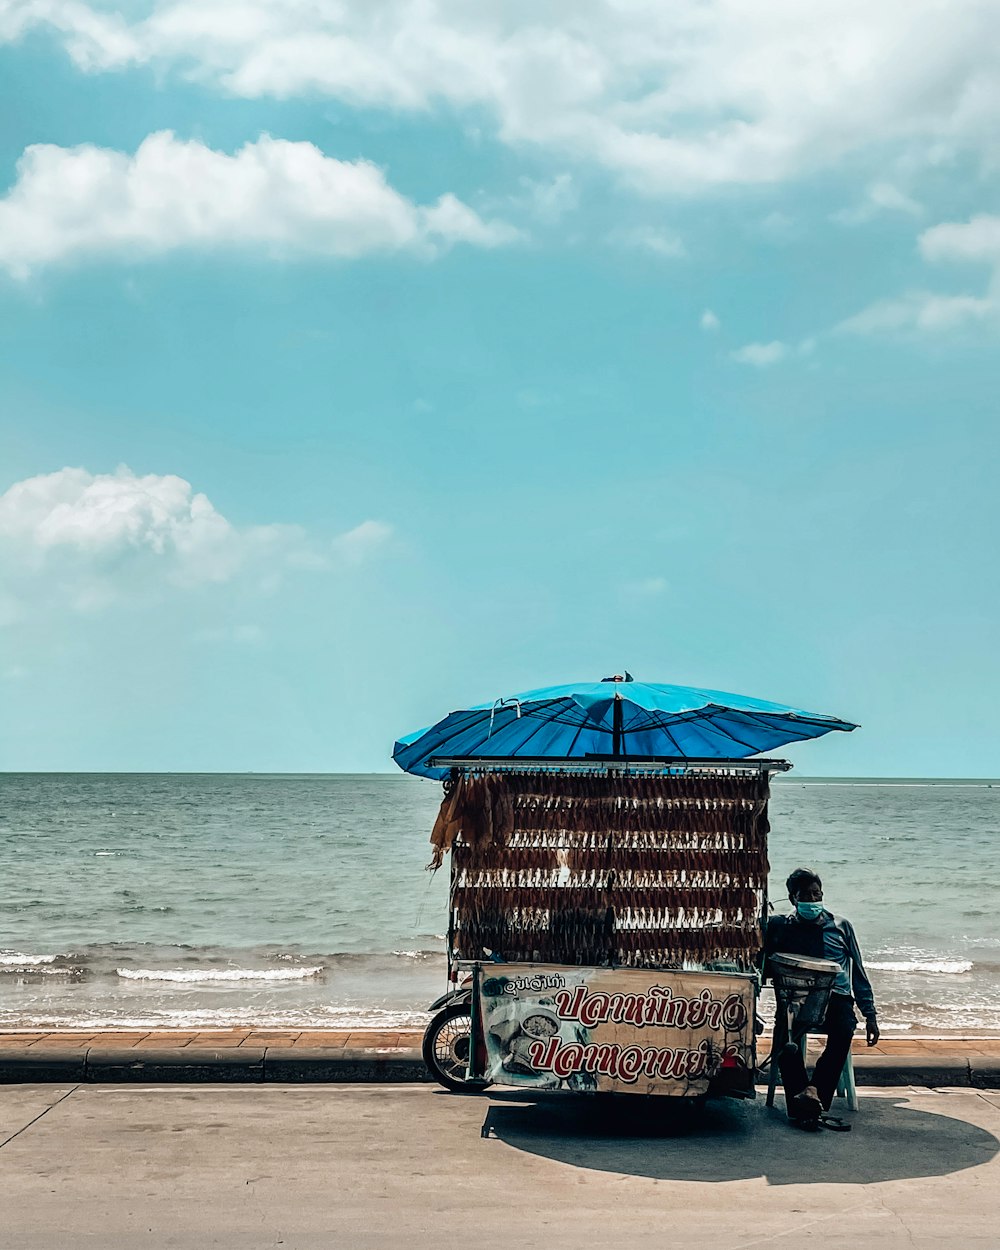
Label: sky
xmin=1 ymin=1 xmax=999 ymax=776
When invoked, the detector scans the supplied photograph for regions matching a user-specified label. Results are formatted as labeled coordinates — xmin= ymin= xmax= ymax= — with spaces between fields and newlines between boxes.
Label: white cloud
xmin=919 ymin=214 xmax=1000 ymax=264
xmin=0 ymin=131 xmax=519 ymax=276
xmin=510 ymin=173 xmax=577 ymax=224
xmin=7 ymin=1 xmax=999 ymax=195
xmin=0 ymin=466 xmax=391 ymax=615
xmin=835 ymin=213 xmax=1000 ymax=336
xmin=730 ymin=340 xmax=789 ymax=367
xmin=0 ymin=465 xmax=260 ymax=585
xmin=700 ymin=309 xmax=720 ymax=332
xmin=836 ymin=290 xmax=995 ymax=334
xmin=832 ymin=181 xmax=923 ymax=225
xmin=331 ymin=519 xmax=394 ymax=566
xmin=610 ymin=225 xmax=685 ymax=257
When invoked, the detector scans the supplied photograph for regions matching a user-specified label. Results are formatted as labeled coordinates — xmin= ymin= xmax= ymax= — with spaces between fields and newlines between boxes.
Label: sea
xmin=1 ymin=773 xmax=998 ymax=1035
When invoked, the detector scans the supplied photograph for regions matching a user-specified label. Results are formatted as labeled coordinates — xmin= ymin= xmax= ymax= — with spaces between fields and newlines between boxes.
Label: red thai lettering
xmin=722 ymin=993 xmax=748 ymax=1029
xmin=552 ymin=1043 xmax=584 ymax=1079
xmin=554 ymin=984 xmax=586 ymax=1020
xmin=527 ymin=1037 xmax=559 ymax=1070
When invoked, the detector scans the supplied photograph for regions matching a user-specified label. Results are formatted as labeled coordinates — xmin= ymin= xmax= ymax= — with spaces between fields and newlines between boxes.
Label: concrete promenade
xmin=1 ymin=1029 xmax=999 ymax=1085
xmin=1 ymin=1082 xmax=999 ymax=1248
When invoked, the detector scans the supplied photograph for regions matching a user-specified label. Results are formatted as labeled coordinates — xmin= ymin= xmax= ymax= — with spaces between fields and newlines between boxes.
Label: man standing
xmin=764 ymin=867 xmax=879 ymax=1126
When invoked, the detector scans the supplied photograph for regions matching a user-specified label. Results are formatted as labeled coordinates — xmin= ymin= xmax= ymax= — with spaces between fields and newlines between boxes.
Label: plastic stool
xmin=765 ymin=1030 xmax=858 ymax=1112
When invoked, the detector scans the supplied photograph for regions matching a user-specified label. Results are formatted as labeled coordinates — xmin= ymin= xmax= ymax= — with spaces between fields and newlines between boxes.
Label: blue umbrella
xmin=392 ymin=674 xmax=857 ymax=778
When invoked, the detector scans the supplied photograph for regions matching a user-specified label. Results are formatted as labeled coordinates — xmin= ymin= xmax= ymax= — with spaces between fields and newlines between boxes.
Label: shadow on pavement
xmin=477 ymin=1090 xmax=999 ymax=1186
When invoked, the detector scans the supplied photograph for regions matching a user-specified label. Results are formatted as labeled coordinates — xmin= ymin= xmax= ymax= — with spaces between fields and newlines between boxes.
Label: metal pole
xmin=612 ymin=694 xmax=623 ymax=757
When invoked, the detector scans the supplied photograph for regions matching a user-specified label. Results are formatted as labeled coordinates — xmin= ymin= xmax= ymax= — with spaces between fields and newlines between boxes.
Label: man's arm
xmin=844 ymin=920 xmax=880 ymax=1045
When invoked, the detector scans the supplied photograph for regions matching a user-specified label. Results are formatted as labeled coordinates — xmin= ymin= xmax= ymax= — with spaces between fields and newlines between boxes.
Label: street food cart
xmin=394 ymin=676 xmax=856 ymax=1102
xmin=419 ymin=757 xmax=786 ymax=1100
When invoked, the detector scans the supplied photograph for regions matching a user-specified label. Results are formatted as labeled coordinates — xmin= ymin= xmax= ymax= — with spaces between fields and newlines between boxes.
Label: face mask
xmin=795 ymin=900 xmax=825 ymax=921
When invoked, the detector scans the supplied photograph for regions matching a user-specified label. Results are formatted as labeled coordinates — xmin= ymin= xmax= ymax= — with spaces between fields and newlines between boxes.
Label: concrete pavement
xmin=0 ymin=1082 xmax=998 ymax=1249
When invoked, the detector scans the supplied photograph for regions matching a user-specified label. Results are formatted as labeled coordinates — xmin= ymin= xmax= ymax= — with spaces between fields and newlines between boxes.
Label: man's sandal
xmin=792 ymin=1090 xmax=823 ymax=1117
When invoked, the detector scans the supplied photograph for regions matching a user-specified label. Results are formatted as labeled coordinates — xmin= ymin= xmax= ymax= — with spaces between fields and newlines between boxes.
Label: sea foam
xmin=869 ymin=959 xmax=973 ymax=974
xmin=116 ymin=966 xmax=324 ymax=983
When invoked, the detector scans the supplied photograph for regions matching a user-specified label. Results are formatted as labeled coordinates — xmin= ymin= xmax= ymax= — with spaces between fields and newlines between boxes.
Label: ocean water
xmin=1 ymin=773 xmax=997 ymax=1034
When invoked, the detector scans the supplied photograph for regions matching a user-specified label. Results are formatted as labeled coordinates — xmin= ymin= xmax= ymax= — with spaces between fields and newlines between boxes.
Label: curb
xmin=0 ymin=1048 xmax=996 ymax=1087
xmin=87 ymin=1047 xmax=267 ymax=1083
xmin=0 ymin=1046 xmax=431 ymax=1084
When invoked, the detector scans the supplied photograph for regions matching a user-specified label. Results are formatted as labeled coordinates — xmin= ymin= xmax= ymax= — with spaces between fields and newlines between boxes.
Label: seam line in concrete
xmin=0 ymin=1085 xmax=79 ymax=1152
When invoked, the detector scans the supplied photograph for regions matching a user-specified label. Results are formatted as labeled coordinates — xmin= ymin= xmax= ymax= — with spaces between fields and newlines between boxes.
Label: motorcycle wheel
xmin=422 ymin=1004 xmax=491 ymax=1094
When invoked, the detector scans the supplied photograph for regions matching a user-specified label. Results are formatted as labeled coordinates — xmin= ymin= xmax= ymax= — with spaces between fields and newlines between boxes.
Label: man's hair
xmin=786 ymin=867 xmax=822 ymax=897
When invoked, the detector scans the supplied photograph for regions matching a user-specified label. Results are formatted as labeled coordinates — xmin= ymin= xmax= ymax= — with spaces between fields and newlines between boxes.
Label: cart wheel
xmin=422 ymin=1005 xmax=491 ymax=1094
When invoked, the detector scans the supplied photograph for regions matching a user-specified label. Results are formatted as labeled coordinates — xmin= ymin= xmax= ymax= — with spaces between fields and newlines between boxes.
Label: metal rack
xmin=430 ymin=755 xmax=791 ymax=776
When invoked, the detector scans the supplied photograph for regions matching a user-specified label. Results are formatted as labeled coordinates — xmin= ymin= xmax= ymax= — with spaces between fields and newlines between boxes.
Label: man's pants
xmin=778 ymin=993 xmax=857 ymax=1113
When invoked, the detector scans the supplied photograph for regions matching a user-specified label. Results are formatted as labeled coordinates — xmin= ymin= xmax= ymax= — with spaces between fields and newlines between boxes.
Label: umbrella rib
xmin=505 ymin=703 xmax=571 ymax=757
xmin=706 ymin=706 xmax=848 ymax=740
xmin=702 ymin=703 xmax=854 ymax=733
xmin=563 ymin=718 xmax=590 ymax=758
xmin=679 ymin=709 xmax=761 ymax=755
xmin=414 ymin=705 xmax=520 ymax=757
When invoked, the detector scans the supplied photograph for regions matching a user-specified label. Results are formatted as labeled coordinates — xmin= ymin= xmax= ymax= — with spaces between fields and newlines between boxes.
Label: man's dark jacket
xmin=763 ymin=912 xmax=877 ymax=1020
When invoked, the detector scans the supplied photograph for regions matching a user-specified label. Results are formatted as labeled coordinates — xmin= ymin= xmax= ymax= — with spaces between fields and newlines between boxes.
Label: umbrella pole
xmin=612 ymin=694 xmax=623 ymax=758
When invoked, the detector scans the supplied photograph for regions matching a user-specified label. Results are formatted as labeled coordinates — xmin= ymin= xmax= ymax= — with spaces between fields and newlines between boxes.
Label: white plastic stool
xmin=765 ymin=1028 xmax=858 ymax=1112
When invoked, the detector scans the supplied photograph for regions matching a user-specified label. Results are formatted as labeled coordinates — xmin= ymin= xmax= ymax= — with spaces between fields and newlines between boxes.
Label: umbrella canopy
xmin=392 ymin=675 xmax=857 ymax=779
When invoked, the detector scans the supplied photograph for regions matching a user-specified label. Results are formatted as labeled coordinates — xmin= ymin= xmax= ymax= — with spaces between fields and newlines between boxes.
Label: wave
xmin=869 ymin=959 xmax=974 ymax=974
xmin=116 ymin=966 xmax=324 ymax=983
xmin=0 ymin=952 xmax=59 ymax=967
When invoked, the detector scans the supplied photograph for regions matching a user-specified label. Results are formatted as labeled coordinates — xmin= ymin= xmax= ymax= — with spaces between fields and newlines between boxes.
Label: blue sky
xmin=1 ymin=2 xmax=999 ymax=775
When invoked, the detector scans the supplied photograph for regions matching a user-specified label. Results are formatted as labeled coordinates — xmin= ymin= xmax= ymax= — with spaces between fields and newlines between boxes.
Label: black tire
xmin=422 ymin=1005 xmax=491 ymax=1094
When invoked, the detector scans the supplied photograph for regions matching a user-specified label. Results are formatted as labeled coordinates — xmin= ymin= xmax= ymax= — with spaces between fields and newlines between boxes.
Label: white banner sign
xmin=478 ymin=964 xmax=754 ymax=1097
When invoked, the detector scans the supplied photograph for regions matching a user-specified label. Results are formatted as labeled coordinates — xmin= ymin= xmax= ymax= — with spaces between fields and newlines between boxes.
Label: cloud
xmin=836 ymin=213 xmax=1000 ymax=336
xmin=0 ymin=465 xmax=265 ymax=586
xmin=0 ymin=466 xmax=391 ymax=616
xmin=832 ymin=181 xmax=924 ymax=225
xmin=509 ymin=173 xmax=577 ymax=224
xmin=331 ymin=519 xmax=394 ymax=566
xmin=836 ymin=290 xmax=995 ymax=334
xmin=0 ymin=131 xmax=519 ymax=276
xmin=7 ymin=1 xmax=999 ymax=195
xmin=700 ymin=309 xmax=721 ymax=332
xmin=730 ymin=340 xmax=789 ymax=367
xmin=919 ymin=214 xmax=1000 ymax=264
xmin=610 ymin=225 xmax=685 ymax=257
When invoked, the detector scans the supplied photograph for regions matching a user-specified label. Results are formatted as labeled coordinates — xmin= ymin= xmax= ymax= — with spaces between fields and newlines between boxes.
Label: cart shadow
xmin=477 ymin=1090 xmax=1000 ymax=1186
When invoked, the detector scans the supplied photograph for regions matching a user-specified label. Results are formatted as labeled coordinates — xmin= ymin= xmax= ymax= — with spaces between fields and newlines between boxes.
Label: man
xmin=764 ymin=867 xmax=879 ymax=1127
